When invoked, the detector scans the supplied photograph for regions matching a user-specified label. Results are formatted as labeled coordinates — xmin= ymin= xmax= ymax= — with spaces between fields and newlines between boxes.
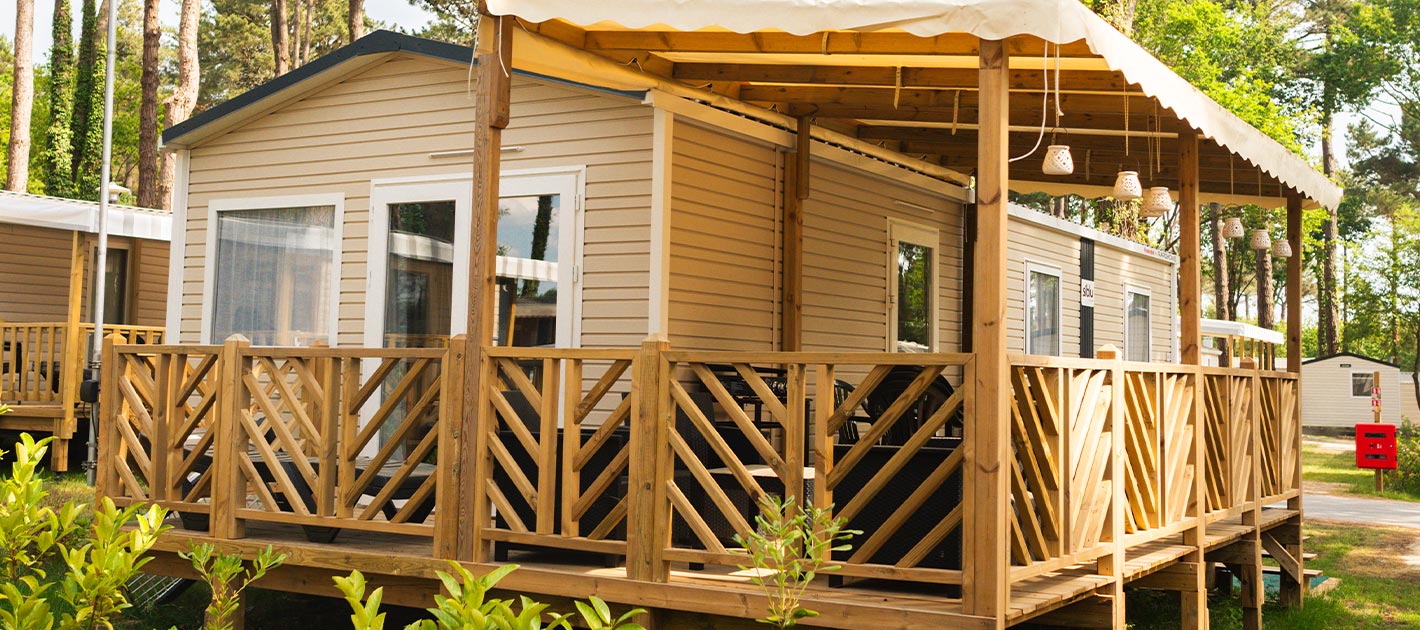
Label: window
xmin=888 ymin=220 xmax=939 ymax=352
xmin=1026 ymin=264 xmax=1062 ymax=356
xmin=101 ymin=248 xmax=130 ymax=325
xmin=384 ymin=200 xmax=456 ymax=348
xmin=1352 ymin=372 xmax=1376 ymax=398
xmin=497 ymin=192 xmax=564 ymax=347
xmin=210 ymin=205 xmax=337 ymax=345
xmin=1126 ymin=289 xmax=1152 ymax=362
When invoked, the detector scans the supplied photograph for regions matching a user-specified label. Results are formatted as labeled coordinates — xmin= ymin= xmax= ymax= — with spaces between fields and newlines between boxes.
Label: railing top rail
xmin=1256 ymin=369 xmax=1300 ymax=380
xmin=242 ymin=346 xmax=447 ymax=360
xmin=662 ymin=350 xmax=975 ymax=366
xmin=482 ymin=346 xmax=637 ymax=361
xmin=1198 ymin=365 xmax=1269 ymax=378
xmin=1009 ymin=354 xmax=1117 ymax=370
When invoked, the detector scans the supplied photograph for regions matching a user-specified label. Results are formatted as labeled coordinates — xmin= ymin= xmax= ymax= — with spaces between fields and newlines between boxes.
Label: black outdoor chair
xmin=862 ymin=365 xmax=964 ymax=445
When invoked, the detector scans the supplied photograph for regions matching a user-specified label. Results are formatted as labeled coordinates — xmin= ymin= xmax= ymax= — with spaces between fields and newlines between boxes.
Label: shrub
xmin=0 ymin=433 xmax=168 ymax=630
xmin=181 ymin=543 xmax=286 ymax=630
xmin=733 ymin=495 xmax=857 ymax=628
xmin=1386 ymin=419 xmax=1420 ymax=495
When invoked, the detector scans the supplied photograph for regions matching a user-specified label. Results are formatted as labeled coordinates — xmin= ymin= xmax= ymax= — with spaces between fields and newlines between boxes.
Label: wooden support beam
xmin=575 ymin=29 xmax=1097 ymax=57
xmin=781 ymin=117 xmax=809 ymax=351
xmin=627 ymin=337 xmax=670 ymax=583
xmin=673 ymin=64 xmax=1130 ymax=93
xmin=1131 ymin=562 xmax=1205 ymax=591
xmin=211 ymin=334 xmax=252 ymax=540
xmin=1281 ymin=194 xmax=1308 ymax=611
xmin=1260 ymin=532 xmax=1301 ymax=582
xmin=459 ymin=9 xmax=514 ymax=562
xmin=1178 ymin=134 xmax=1202 ymax=365
xmin=964 ymin=37 xmax=1010 ymax=627
xmin=57 ymin=231 xmax=88 ymax=471
xmin=1096 ymin=346 xmax=1126 ymax=628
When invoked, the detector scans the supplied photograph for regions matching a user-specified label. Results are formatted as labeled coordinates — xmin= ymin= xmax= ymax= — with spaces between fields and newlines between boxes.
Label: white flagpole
xmin=87 ymin=0 xmax=120 ymax=484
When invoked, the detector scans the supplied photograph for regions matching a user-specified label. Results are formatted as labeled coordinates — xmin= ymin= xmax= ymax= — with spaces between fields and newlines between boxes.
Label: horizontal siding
xmin=1094 ymin=241 xmax=1174 ymax=362
xmin=132 ymin=240 xmax=169 ymax=327
xmin=1302 ymin=357 xmax=1405 ymax=427
xmin=802 ymin=159 xmax=965 ymax=354
xmin=668 ymin=120 xmax=779 ymax=352
xmin=181 ymin=55 xmax=652 ymax=347
xmin=0 ymin=224 xmax=75 ymax=322
xmin=1405 ymin=380 xmax=1419 ymax=423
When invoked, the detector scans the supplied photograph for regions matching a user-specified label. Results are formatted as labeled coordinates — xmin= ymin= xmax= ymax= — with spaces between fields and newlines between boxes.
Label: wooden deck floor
xmin=135 ymin=507 xmax=1298 ymax=629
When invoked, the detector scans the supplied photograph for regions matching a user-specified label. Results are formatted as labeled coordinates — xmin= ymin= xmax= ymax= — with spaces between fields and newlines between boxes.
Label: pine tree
xmin=41 ymin=0 xmax=75 ymax=197
xmin=70 ymin=0 xmax=105 ymax=200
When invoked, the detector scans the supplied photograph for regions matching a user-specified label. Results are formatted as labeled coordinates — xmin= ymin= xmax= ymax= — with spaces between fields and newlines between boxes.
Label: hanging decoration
xmin=1113 ymin=85 xmax=1142 ymax=200
xmin=1222 ymin=216 xmax=1245 ymax=239
xmin=1272 ymin=238 xmax=1292 ymax=258
xmin=1042 ymin=43 xmax=1073 ymax=175
xmin=1250 ymin=228 xmax=1272 ymax=251
xmin=1142 ymin=187 xmax=1173 ymax=217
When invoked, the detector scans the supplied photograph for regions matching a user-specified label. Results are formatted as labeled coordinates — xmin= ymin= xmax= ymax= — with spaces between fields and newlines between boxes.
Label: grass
xmin=1302 ymin=441 xmax=1420 ymax=502
xmin=1128 ymin=520 xmax=1420 ymax=629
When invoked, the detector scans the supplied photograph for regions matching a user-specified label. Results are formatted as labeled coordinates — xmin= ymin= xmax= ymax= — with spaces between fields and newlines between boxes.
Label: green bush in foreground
xmin=0 ymin=433 xmax=168 ymax=630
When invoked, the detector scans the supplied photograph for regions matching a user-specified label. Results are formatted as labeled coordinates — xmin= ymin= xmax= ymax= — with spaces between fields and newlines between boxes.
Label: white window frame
xmin=201 ymin=192 xmax=345 ymax=345
xmin=886 ymin=218 xmax=940 ymax=352
xmin=1024 ymin=261 xmax=1064 ymax=357
xmin=363 ymin=167 xmax=586 ymax=352
xmin=1352 ymin=372 xmax=1376 ymax=398
xmin=1124 ymin=285 xmax=1153 ymax=363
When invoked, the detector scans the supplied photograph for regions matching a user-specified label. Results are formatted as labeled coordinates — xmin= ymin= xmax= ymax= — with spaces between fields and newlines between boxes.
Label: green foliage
xmin=335 ymin=563 xmax=645 ymax=630
xmin=733 ymin=495 xmax=857 ymax=628
xmin=0 ymin=433 xmax=169 ymax=630
xmin=181 ymin=543 xmax=286 ymax=630
xmin=42 ymin=0 xmax=76 ymax=197
xmin=1384 ymin=420 xmax=1420 ymax=495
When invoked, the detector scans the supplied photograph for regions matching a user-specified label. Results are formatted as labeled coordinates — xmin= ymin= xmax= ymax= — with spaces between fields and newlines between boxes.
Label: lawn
xmin=1302 ymin=441 xmax=1420 ymax=502
xmin=1128 ymin=520 xmax=1420 ymax=629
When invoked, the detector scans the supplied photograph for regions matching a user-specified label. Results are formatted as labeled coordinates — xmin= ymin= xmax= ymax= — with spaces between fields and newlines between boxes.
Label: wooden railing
xmin=98 ymin=337 xmax=1301 ymax=612
xmin=99 ymin=334 xmax=457 ymax=541
xmin=1 ymin=321 xmax=164 ymax=404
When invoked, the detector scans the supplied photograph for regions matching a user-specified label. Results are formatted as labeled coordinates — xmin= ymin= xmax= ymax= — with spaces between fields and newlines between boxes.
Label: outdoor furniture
xmin=862 ymin=365 xmax=963 ymax=445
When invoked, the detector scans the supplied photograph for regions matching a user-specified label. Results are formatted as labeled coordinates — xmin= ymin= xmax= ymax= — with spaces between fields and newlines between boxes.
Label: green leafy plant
xmin=0 ymin=433 xmax=169 ymax=630
xmin=181 ymin=543 xmax=287 ymax=630
xmin=733 ymin=495 xmax=857 ymax=628
xmin=335 ymin=562 xmax=645 ymax=630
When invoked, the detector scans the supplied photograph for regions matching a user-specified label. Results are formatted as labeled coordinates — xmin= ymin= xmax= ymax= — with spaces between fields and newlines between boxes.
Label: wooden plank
xmin=434 ymin=337 xmax=466 ymax=559
xmin=964 ymin=37 xmax=1011 ymax=621
xmin=211 ymin=335 xmax=252 ymax=539
xmin=626 ymin=338 xmax=669 ymax=582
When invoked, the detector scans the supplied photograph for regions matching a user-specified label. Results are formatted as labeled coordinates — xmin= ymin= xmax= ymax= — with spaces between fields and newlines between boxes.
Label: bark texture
xmin=5 ymin=0 xmax=35 ymax=191
xmin=271 ymin=0 xmax=290 ymax=76
xmin=349 ymin=0 xmax=365 ymax=42
xmin=158 ymin=0 xmax=200 ymax=210
xmin=137 ymin=0 xmax=162 ymax=208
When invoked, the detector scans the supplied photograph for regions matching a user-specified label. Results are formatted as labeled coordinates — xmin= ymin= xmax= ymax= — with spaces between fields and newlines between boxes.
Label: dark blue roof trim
xmin=163 ymin=30 xmax=646 ymax=145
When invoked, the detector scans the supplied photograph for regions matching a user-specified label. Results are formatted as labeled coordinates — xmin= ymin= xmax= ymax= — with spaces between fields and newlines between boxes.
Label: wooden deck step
xmin=1007 ymin=568 xmax=1113 ymax=623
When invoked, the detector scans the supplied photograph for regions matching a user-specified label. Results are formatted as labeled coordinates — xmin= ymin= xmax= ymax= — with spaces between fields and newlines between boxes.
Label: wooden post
xmin=1240 ymin=357 xmax=1264 ymax=630
xmin=964 ymin=37 xmax=1010 ymax=626
xmin=1281 ymin=194 xmax=1306 ymax=609
xmin=94 ymin=333 xmax=122 ymax=501
xmin=458 ymin=8 xmax=513 ymax=562
xmin=1096 ymin=346 xmax=1127 ymax=627
xmin=627 ymin=336 xmax=669 ymax=583
xmin=211 ymin=334 xmax=251 ymax=540
xmin=780 ymin=117 xmax=809 ymax=352
xmin=1178 ymin=132 xmax=1210 ymax=630
xmin=56 ymin=232 xmax=87 ymax=471
xmin=434 ymin=335 xmax=467 ymax=559
xmin=1374 ymin=369 xmax=1384 ymax=493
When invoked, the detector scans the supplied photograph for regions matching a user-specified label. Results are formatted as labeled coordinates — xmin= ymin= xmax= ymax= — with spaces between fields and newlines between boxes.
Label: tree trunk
xmin=348 ymin=0 xmax=365 ymax=42
xmin=301 ymin=0 xmax=313 ymax=66
xmin=157 ymin=0 xmax=199 ymax=211
xmin=1210 ymin=202 xmax=1230 ymax=320
xmin=1318 ymin=96 xmax=1341 ymax=356
xmin=42 ymin=0 xmax=75 ymax=198
xmin=1257 ymin=250 xmax=1274 ymax=330
xmin=271 ymin=0 xmax=290 ymax=76
xmin=1412 ymin=326 xmax=1419 ymax=414
xmin=137 ymin=0 xmax=161 ymax=208
xmin=5 ymin=0 xmax=35 ymax=192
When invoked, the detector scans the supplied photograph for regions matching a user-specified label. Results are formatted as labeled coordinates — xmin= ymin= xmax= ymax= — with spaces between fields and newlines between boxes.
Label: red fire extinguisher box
xmin=1355 ymin=423 xmax=1398 ymax=470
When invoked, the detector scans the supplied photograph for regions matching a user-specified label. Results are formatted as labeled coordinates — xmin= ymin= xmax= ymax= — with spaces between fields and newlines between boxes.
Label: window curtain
xmin=211 ymin=206 xmax=336 ymax=345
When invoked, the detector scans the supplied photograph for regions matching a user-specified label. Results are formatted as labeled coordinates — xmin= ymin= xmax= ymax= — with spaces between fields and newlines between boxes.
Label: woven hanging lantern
xmin=1141 ymin=187 xmax=1173 ymax=218
xmin=1250 ymin=229 xmax=1272 ymax=251
xmin=1113 ymin=170 xmax=1142 ymax=200
xmin=1272 ymin=238 xmax=1292 ymax=258
xmin=1222 ymin=216 xmax=1245 ymax=239
xmin=1043 ymin=145 xmax=1074 ymax=175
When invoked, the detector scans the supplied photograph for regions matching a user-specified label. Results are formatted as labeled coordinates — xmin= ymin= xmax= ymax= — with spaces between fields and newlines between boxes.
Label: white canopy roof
xmin=0 ymin=190 xmax=171 ymax=241
xmin=487 ymin=0 xmax=1341 ymax=210
xmin=1199 ymin=318 xmax=1286 ymax=346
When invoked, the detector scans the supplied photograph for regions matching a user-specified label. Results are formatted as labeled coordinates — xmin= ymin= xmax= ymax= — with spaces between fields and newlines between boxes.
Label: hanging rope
xmin=1010 ymin=42 xmax=1052 ymax=163
xmin=951 ymin=90 xmax=961 ymax=135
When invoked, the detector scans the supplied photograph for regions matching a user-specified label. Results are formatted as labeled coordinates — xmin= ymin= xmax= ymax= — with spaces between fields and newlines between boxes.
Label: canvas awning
xmin=486 ymin=0 xmax=1342 ymax=210
xmin=0 ymin=190 xmax=171 ymax=241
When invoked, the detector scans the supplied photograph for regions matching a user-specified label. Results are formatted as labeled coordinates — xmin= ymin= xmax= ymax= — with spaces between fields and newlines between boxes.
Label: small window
xmin=211 ymin=205 xmax=337 ymax=346
xmin=1352 ymin=372 xmax=1375 ymax=398
xmin=101 ymin=248 xmax=130 ymax=325
xmin=1126 ymin=289 xmax=1152 ymax=362
xmin=1027 ymin=264 xmax=1062 ymax=356
xmin=888 ymin=220 xmax=938 ymax=352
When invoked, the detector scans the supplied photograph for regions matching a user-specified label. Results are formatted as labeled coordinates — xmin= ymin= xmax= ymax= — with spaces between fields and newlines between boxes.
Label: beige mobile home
xmin=1406 ymin=375 xmax=1419 ymax=422
xmin=103 ymin=7 xmax=1343 ymax=627
xmin=1301 ymin=353 xmax=1406 ymax=429
xmin=0 ymin=190 xmax=170 ymax=468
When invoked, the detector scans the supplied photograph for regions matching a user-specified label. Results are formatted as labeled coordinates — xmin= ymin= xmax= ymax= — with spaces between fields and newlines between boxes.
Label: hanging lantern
xmin=1043 ymin=145 xmax=1074 ymax=175
xmin=1112 ymin=170 xmax=1142 ymax=200
xmin=1222 ymin=216 xmax=1245 ymax=239
xmin=1272 ymin=238 xmax=1293 ymax=258
xmin=1250 ymin=228 xmax=1272 ymax=251
xmin=1141 ymin=187 xmax=1173 ymax=218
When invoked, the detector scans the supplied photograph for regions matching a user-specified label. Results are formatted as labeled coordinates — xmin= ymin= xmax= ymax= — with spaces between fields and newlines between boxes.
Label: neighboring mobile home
xmin=1301 ymin=352 xmax=1405 ymax=429
xmin=160 ymin=31 xmax=1176 ymax=363
xmin=0 ymin=190 xmax=171 ymax=468
xmin=1406 ymin=375 xmax=1419 ymax=422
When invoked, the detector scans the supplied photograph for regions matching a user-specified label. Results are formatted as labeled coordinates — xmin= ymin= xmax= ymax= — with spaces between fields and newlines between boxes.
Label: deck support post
xmin=1238 ymin=357 xmax=1264 ymax=630
xmin=212 ymin=334 xmax=252 ymax=540
xmin=434 ymin=334 xmax=468 ymax=559
xmin=964 ymin=37 xmax=1010 ymax=627
xmin=54 ymin=232 xmax=87 ymax=471
xmin=94 ymin=334 xmax=121 ymax=500
xmin=459 ymin=6 xmax=513 ymax=562
xmin=1095 ymin=347 xmax=1127 ymax=628
xmin=627 ymin=336 xmax=670 ymax=589
xmin=780 ymin=116 xmax=809 ymax=352
xmin=1279 ymin=193 xmax=1306 ymax=609
xmin=1177 ymin=132 xmax=1210 ymax=630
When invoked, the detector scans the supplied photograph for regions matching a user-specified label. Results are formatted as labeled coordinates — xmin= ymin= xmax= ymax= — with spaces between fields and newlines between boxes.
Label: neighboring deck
xmin=99 ymin=338 xmax=1306 ymax=628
